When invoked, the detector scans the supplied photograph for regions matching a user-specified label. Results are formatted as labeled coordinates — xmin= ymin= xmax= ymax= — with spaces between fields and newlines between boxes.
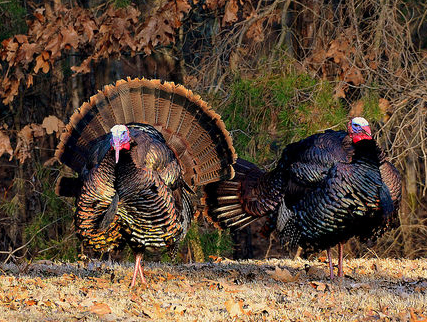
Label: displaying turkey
xmin=204 ymin=117 xmax=401 ymax=278
xmin=55 ymin=78 xmax=236 ymax=286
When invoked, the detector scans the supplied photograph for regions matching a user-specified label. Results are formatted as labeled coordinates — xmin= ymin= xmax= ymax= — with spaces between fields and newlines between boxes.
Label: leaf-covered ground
xmin=0 ymin=258 xmax=426 ymax=321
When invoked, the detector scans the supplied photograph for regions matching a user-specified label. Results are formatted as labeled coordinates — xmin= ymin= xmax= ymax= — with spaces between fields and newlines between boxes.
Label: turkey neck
xmin=352 ymin=139 xmax=383 ymax=165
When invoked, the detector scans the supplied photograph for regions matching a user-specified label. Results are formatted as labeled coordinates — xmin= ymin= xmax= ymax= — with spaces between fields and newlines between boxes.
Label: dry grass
xmin=0 ymin=257 xmax=426 ymax=321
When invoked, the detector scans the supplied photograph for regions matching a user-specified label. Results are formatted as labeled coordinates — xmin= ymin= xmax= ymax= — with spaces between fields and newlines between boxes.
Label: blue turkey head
xmin=348 ymin=117 xmax=372 ymax=143
xmin=110 ymin=124 xmax=130 ymax=163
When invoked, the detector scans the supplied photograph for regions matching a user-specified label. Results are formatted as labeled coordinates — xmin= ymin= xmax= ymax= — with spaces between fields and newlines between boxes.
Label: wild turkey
xmin=55 ymin=78 xmax=236 ymax=286
xmin=204 ymin=117 xmax=401 ymax=278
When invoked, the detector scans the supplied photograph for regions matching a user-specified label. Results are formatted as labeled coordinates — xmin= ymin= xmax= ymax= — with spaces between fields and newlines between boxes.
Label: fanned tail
xmin=203 ymin=158 xmax=267 ymax=230
xmin=55 ymin=78 xmax=237 ymax=195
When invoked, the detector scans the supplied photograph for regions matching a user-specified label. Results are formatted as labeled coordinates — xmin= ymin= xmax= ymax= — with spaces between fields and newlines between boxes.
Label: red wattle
xmin=352 ymin=133 xmax=372 ymax=143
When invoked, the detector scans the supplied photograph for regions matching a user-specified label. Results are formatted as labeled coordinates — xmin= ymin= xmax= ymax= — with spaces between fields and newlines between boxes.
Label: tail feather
xmin=203 ymin=158 xmax=266 ymax=230
xmin=55 ymin=78 xmax=236 ymax=189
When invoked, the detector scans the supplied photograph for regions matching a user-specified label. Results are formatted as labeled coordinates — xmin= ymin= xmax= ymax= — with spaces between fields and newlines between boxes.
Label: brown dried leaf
xmin=42 ymin=115 xmax=65 ymax=135
xmin=222 ymin=0 xmax=238 ymax=26
xmin=31 ymin=124 xmax=45 ymax=137
xmin=34 ymin=8 xmax=46 ymax=23
xmin=26 ymin=74 xmax=33 ymax=88
xmin=45 ymin=36 xmax=62 ymax=59
xmin=204 ymin=0 xmax=227 ymax=10
xmin=266 ymin=267 xmax=300 ymax=283
xmin=71 ymin=57 xmax=91 ymax=74
xmin=2 ymin=78 xmax=20 ymax=105
xmin=34 ymin=54 xmax=45 ymax=73
xmin=246 ymin=17 xmax=265 ymax=43
xmin=20 ymin=42 xmax=40 ymax=64
xmin=378 ymin=98 xmax=390 ymax=114
xmin=309 ymin=281 xmax=328 ymax=292
xmin=25 ymin=299 xmax=38 ymax=306
xmin=410 ymin=308 xmax=427 ymax=322
xmin=41 ymin=51 xmax=50 ymax=60
xmin=42 ymin=61 xmax=50 ymax=73
xmin=224 ymin=298 xmax=245 ymax=317
xmin=334 ymin=83 xmax=347 ymax=99
xmin=0 ymin=131 xmax=14 ymax=161
xmin=349 ymin=100 xmax=364 ymax=118
xmin=344 ymin=66 xmax=364 ymax=85
xmin=81 ymin=19 xmax=97 ymax=42
xmin=61 ymin=26 xmax=79 ymax=49
xmin=89 ymin=302 xmax=111 ymax=316
xmin=15 ymin=34 xmax=28 ymax=44
xmin=6 ymin=40 xmax=19 ymax=65
xmin=18 ymin=125 xmax=34 ymax=142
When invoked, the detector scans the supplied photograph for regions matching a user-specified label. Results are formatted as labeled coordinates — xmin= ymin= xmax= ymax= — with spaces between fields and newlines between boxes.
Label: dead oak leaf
xmin=34 ymin=54 xmax=49 ymax=74
xmin=26 ymin=75 xmax=33 ymax=89
xmin=344 ymin=66 xmax=364 ymax=85
xmin=309 ymin=281 xmax=328 ymax=292
xmin=42 ymin=115 xmax=65 ymax=135
xmin=410 ymin=308 xmax=427 ymax=322
xmin=266 ymin=266 xmax=300 ymax=283
xmin=349 ymin=100 xmax=364 ymax=118
xmin=378 ymin=98 xmax=391 ymax=114
xmin=61 ymin=26 xmax=79 ymax=50
xmin=0 ymin=131 xmax=14 ymax=161
xmin=222 ymin=0 xmax=238 ymax=26
xmin=89 ymin=302 xmax=111 ymax=316
xmin=20 ymin=43 xmax=40 ymax=64
xmin=246 ymin=16 xmax=265 ymax=43
xmin=224 ymin=298 xmax=245 ymax=317
xmin=71 ymin=57 xmax=91 ymax=74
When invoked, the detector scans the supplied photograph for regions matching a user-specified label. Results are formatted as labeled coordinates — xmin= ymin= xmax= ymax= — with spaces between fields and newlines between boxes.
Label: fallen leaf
xmin=31 ymin=124 xmax=45 ymax=137
xmin=34 ymin=54 xmax=45 ymax=73
xmin=222 ymin=0 xmax=238 ymax=26
xmin=349 ymin=100 xmax=364 ymax=118
xmin=42 ymin=115 xmax=65 ymax=135
xmin=334 ymin=83 xmax=346 ymax=98
xmin=410 ymin=308 xmax=427 ymax=322
xmin=26 ymin=74 xmax=33 ymax=88
xmin=309 ymin=281 xmax=328 ymax=292
xmin=378 ymin=98 xmax=390 ymax=114
xmin=25 ymin=299 xmax=37 ymax=306
xmin=0 ymin=131 xmax=14 ymax=161
xmin=89 ymin=302 xmax=111 ymax=316
xmin=224 ymin=298 xmax=245 ymax=317
xmin=266 ymin=267 xmax=300 ymax=283
xmin=61 ymin=26 xmax=79 ymax=49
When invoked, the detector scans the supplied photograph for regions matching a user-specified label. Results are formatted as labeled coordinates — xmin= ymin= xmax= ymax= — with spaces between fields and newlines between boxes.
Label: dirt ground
xmin=0 ymin=257 xmax=426 ymax=321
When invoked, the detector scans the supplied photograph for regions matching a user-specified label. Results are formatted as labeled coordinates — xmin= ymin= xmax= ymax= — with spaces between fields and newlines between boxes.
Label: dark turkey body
xmin=278 ymin=130 xmax=400 ymax=252
xmin=75 ymin=124 xmax=192 ymax=254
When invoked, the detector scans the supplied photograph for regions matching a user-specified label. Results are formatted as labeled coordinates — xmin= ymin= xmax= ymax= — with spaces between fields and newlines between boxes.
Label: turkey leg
xmin=131 ymin=253 xmax=146 ymax=287
xmin=337 ymin=242 xmax=344 ymax=277
xmin=327 ymin=248 xmax=334 ymax=279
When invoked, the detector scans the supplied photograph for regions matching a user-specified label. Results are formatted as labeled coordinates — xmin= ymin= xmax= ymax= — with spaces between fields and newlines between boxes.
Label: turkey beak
xmin=362 ymin=125 xmax=372 ymax=137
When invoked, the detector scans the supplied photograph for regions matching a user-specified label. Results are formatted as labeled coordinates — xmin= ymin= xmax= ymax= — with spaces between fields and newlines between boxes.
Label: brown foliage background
xmin=0 ymin=0 xmax=425 ymax=263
